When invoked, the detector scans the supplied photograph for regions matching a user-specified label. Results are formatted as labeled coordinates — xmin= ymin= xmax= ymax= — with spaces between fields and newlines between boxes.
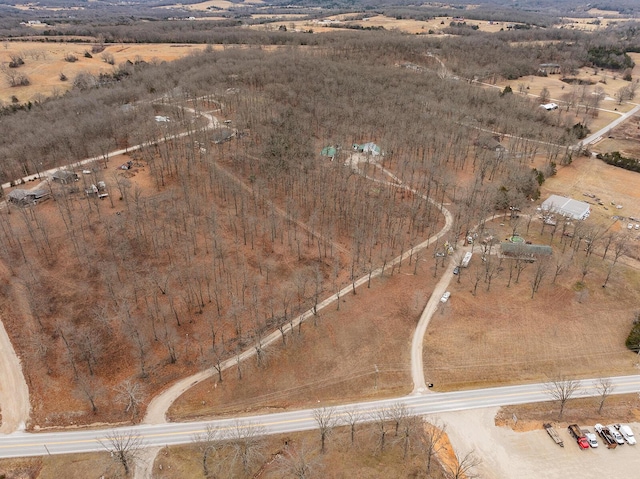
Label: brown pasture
xmin=0 ymin=42 xmax=207 ymax=105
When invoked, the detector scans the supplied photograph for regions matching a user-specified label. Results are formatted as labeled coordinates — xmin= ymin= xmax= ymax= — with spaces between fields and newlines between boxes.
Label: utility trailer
xmin=544 ymin=423 xmax=564 ymax=447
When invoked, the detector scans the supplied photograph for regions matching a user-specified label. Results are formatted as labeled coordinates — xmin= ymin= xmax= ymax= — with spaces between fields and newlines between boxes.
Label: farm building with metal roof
xmin=541 ymin=195 xmax=591 ymax=220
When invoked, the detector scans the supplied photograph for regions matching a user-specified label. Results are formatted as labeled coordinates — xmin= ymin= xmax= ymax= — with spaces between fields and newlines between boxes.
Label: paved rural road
xmin=579 ymin=103 xmax=640 ymax=146
xmin=1 ymin=375 xmax=640 ymax=459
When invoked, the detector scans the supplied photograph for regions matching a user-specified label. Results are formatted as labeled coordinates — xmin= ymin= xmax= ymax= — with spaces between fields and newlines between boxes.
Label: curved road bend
xmin=1 ymin=375 xmax=640 ymax=459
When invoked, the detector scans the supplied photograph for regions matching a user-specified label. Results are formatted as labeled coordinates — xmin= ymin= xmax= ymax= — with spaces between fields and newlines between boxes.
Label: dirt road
xmin=0 ymin=311 xmax=30 ymax=433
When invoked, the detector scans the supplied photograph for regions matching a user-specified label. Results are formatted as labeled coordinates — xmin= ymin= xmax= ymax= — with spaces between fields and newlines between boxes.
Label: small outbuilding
xmin=500 ymin=242 xmax=553 ymax=260
xmin=541 ymin=194 xmax=591 ymax=220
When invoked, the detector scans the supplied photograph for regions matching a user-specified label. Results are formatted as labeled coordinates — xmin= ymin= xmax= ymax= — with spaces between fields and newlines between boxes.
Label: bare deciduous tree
xmin=275 ymin=441 xmax=323 ymax=479
xmin=193 ymin=424 xmax=226 ymax=478
xmin=114 ymin=379 xmax=145 ymax=420
xmin=371 ymin=408 xmax=391 ymax=453
xmin=595 ymin=378 xmax=614 ymax=414
xmin=229 ymin=421 xmax=266 ymax=477
xmin=388 ymin=402 xmax=411 ymax=436
xmin=419 ymin=419 xmax=446 ymax=474
xmin=100 ymin=431 xmax=143 ymax=476
xmin=448 ymin=449 xmax=481 ymax=479
xmin=313 ymin=407 xmax=337 ymax=454
xmin=544 ymin=375 xmax=581 ymax=419
xmin=344 ymin=409 xmax=363 ymax=446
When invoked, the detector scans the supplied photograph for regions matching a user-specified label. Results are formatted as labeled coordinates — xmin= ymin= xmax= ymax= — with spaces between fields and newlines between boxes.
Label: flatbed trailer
xmin=544 ymin=423 xmax=564 ymax=447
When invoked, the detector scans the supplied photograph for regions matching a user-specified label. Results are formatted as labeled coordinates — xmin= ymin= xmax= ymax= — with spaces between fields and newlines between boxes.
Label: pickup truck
xmin=615 ymin=424 xmax=636 ymax=445
xmin=595 ymin=423 xmax=617 ymax=449
xmin=582 ymin=429 xmax=598 ymax=448
xmin=568 ymin=424 xmax=590 ymax=449
xmin=607 ymin=425 xmax=625 ymax=445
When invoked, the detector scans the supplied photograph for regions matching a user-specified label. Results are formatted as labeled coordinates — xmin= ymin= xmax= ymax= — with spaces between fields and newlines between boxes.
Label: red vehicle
xmin=568 ymin=424 xmax=590 ymax=450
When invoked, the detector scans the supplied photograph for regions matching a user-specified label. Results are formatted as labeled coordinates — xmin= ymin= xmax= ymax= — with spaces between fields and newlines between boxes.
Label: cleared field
xmin=0 ymin=42 xmax=207 ymax=105
xmin=164 ymin=0 xmax=264 ymax=11
xmin=251 ymin=14 xmax=523 ymax=34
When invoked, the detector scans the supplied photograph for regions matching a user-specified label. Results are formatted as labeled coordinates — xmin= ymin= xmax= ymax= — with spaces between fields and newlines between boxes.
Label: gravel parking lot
xmin=439 ymin=408 xmax=640 ymax=478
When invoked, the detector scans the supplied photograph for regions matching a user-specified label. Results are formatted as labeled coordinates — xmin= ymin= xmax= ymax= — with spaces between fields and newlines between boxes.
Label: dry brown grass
xmin=251 ymin=14 xmax=523 ymax=35
xmin=154 ymin=425 xmax=450 ymax=479
xmin=423 ymin=211 xmax=640 ymax=391
xmin=0 ymin=42 xmax=207 ymax=105
xmin=168 ymin=257 xmax=437 ymax=420
xmin=0 ymin=452 xmax=115 ymax=479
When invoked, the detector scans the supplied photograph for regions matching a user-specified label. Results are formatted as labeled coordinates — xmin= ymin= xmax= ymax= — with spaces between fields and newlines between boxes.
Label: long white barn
xmin=541 ymin=194 xmax=591 ymax=220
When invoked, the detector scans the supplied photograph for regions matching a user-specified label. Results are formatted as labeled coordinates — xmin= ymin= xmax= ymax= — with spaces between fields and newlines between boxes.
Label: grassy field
xmin=0 ymin=42 xmax=207 ymax=105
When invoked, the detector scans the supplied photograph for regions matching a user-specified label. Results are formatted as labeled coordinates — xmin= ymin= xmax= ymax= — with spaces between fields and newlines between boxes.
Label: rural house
xmin=352 ymin=142 xmax=382 ymax=156
xmin=541 ymin=194 xmax=591 ymax=220
xmin=51 ymin=170 xmax=79 ymax=184
xmin=8 ymin=188 xmax=49 ymax=207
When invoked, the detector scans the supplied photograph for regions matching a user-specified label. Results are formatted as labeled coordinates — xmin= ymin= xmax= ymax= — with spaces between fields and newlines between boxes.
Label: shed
xmin=52 ymin=170 xmax=78 ymax=184
xmin=500 ymin=242 xmax=553 ymax=260
xmin=541 ymin=194 xmax=590 ymax=220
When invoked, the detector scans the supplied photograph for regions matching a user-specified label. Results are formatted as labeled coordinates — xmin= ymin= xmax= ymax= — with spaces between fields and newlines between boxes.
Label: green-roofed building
xmin=320 ymin=146 xmax=337 ymax=160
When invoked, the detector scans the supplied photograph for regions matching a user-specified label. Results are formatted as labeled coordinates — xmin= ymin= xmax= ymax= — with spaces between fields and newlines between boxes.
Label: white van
xmin=440 ymin=292 xmax=451 ymax=303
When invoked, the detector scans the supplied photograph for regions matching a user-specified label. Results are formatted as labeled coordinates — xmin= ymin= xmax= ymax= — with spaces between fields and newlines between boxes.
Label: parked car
xmin=607 ymin=425 xmax=625 ymax=445
xmin=453 ymin=266 xmax=460 ymax=275
xmin=440 ymin=291 xmax=451 ymax=303
xmin=582 ymin=429 xmax=598 ymax=448
xmin=615 ymin=424 xmax=636 ymax=445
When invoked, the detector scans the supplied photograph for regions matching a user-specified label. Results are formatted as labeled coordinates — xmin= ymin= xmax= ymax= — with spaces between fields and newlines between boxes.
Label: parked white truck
xmin=615 ymin=424 xmax=636 ymax=445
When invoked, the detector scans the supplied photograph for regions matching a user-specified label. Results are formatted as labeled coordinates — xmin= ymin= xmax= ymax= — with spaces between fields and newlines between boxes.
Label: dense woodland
xmin=0 ymin=29 xmax=585 ymax=425
xmin=4 ymin=23 xmax=640 ymax=183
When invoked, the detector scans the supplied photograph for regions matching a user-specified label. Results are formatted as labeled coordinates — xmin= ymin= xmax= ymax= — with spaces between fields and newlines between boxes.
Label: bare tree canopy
xmin=544 ymin=375 xmax=581 ymax=419
xmin=100 ymin=431 xmax=144 ymax=477
xmin=313 ymin=407 xmax=338 ymax=454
